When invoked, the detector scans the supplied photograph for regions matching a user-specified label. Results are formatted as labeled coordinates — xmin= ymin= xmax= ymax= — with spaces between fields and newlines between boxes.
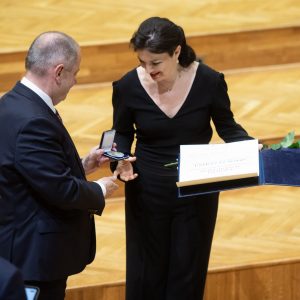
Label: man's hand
xmin=97 ymin=175 xmax=119 ymax=198
xmin=82 ymin=146 xmax=110 ymax=175
xmin=114 ymin=157 xmax=138 ymax=182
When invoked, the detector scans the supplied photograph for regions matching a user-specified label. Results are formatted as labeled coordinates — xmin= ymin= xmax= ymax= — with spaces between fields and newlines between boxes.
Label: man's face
xmin=52 ymin=53 xmax=81 ymax=105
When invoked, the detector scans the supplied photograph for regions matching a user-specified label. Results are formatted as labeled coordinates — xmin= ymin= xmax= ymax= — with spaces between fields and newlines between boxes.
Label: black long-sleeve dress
xmin=112 ymin=62 xmax=252 ymax=300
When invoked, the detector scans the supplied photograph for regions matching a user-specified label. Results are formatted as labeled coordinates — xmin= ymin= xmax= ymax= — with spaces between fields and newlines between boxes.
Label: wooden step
xmin=1 ymin=26 xmax=300 ymax=93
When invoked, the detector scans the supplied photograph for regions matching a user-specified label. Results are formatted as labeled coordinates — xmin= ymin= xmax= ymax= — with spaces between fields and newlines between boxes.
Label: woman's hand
xmin=114 ymin=157 xmax=138 ymax=181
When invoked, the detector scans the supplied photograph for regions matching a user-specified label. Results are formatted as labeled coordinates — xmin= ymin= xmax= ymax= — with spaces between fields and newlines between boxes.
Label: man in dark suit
xmin=0 ymin=31 xmax=134 ymax=299
xmin=0 ymin=257 xmax=27 ymax=300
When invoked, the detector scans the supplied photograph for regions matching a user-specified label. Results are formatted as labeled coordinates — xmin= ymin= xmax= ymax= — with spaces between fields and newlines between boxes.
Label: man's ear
xmin=54 ymin=64 xmax=64 ymax=83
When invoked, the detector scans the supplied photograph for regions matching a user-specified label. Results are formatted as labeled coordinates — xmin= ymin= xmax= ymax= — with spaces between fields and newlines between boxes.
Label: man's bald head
xmin=25 ymin=31 xmax=80 ymax=77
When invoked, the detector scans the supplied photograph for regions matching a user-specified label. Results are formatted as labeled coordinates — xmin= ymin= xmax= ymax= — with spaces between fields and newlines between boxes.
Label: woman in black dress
xmin=113 ymin=17 xmax=252 ymax=300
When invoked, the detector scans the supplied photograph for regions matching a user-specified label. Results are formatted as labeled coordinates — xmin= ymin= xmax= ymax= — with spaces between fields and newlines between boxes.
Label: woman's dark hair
xmin=130 ymin=17 xmax=196 ymax=67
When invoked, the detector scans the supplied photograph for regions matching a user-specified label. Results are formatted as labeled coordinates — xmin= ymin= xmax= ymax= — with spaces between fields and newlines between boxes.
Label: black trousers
xmin=24 ymin=278 xmax=67 ymax=300
xmin=125 ymin=173 xmax=219 ymax=300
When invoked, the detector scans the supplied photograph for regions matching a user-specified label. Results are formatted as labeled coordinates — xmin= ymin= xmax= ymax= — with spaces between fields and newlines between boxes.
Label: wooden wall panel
xmin=66 ymin=283 xmax=125 ymax=300
xmin=65 ymin=261 xmax=300 ymax=300
xmin=205 ymin=261 xmax=300 ymax=300
xmin=189 ymin=27 xmax=300 ymax=70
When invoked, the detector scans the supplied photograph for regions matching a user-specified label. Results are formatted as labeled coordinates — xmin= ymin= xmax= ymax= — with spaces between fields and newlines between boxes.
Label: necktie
xmin=55 ymin=109 xmax=63 ymax=123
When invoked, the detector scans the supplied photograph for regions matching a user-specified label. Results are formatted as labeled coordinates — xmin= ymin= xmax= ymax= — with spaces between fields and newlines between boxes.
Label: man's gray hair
xmin=25 ymin=31 xmax=80 ymax=76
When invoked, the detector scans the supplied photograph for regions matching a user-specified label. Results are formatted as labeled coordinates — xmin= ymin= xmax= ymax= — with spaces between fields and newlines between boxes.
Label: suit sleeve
xmin=0 ymin=258 xmax=26 ymax=300
xmin=15 ymin=117 xmax=105 ymax=213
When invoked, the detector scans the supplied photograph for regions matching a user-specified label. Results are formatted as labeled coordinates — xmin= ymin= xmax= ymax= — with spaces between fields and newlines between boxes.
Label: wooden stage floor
xmin=67 ymin=184 xmax=300 ymax=286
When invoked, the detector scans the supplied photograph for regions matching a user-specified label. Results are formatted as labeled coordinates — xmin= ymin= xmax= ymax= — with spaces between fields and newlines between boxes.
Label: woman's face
xmin=136 ymin=46 xmax=181 ymax=82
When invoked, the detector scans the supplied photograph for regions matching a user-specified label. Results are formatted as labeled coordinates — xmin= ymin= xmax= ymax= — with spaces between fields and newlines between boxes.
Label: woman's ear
xmin=174 ymin=45 xmax=181 ymax=59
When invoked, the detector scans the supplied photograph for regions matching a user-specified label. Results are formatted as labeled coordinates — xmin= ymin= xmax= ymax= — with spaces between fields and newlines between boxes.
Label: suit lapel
xmin=13 ymin=82 xmax=86 ymax=179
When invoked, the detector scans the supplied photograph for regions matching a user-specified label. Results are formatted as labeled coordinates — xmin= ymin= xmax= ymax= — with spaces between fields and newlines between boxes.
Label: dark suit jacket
xmin=0 ymin=257 xmax=26 ymax=300
xmin=0 ymin=82 xmax=105 ymax=281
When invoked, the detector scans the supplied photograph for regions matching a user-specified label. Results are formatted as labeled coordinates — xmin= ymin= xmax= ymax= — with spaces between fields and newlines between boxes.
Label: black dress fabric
xmin=112 ymin=63 xmax=252 ymax=300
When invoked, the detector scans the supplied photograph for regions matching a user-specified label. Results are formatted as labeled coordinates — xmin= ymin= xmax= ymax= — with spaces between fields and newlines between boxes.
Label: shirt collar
xmin=20 ymin=77 xmax=56 ymax=113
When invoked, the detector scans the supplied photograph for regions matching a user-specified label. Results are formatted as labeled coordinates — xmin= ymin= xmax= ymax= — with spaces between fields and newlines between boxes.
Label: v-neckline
xmin=136 ymin=62 xmax=199 ymax=119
